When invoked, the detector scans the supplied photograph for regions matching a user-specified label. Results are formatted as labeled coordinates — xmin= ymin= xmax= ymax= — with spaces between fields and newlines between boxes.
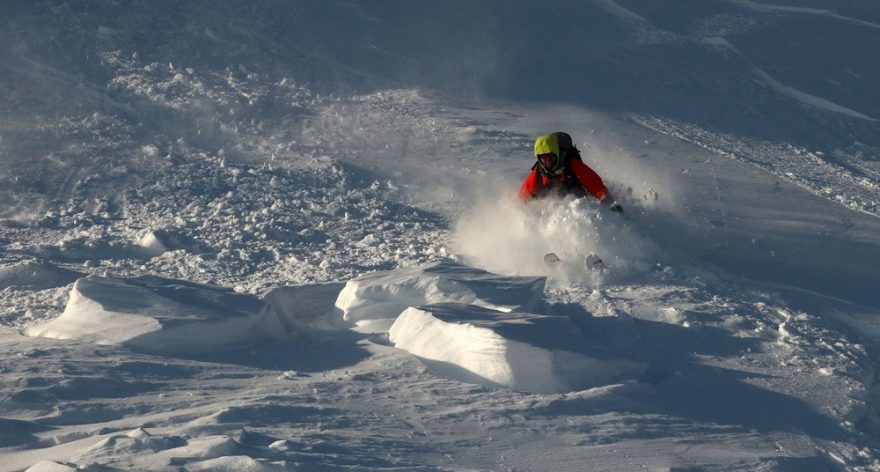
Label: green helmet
xmin=534 ymin=134 xmax=561 ymax=173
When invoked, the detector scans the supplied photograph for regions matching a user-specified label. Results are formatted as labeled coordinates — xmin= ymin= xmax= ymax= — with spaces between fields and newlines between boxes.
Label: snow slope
xmin=2 ymin=1 xmax=880 ymax=470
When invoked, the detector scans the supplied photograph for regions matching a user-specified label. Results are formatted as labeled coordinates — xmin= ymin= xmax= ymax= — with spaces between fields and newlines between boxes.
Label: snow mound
xmin=0 ymin=260 xmax=82 ymax=290
xmin=334 ymin=260 xmax=546 ymax=333
xmin=84 ymin=427 xmax=186 ymax=456
xmin=24 ymin=275 xmax=285 ymax=354
xmin=390 ymin=303 xmax=643 ymax=393
xmin=263 ymin=283 xmax=347 ymax=332
xmin=136 ymin=228 xmax=207 ymax=257
xmin=136 ymin=230 xmax=171 ymax=257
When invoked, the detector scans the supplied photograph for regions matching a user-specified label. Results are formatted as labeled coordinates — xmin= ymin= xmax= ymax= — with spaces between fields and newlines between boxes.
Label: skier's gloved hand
xmin=602 ymin=196 xmax=623 ymax=213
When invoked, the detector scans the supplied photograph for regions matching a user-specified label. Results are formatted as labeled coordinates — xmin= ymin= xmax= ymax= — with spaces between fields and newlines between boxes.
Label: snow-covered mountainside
xmin=2 ymin=1 xmax=880 ymax=470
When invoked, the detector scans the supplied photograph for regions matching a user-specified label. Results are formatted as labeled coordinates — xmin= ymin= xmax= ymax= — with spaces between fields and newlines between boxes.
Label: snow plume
xmin=576 ymin=128 xmax=684 ymax=217
xmin=297 ymin=88 xmax=521 ymax=214
xmin=452 ymin=193 xmax=660 ymax=286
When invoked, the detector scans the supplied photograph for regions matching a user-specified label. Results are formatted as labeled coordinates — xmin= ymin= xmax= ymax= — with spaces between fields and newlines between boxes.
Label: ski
xmin=585 ymin=254 xmax=606 ymax=272
xmin=544 ymin=252 xmax=606 ymax=272
xmin=544 ymin=252 xmax=561 ymax=266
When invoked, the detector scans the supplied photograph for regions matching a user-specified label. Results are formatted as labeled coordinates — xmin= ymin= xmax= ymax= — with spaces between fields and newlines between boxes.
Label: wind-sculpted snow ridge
xmin=390 ymin=303 xmax=644 ymax=393
xmin=335 ymin=260 xmax=546 ymax=333
xmin=24 ymin=275 xmax=284 ymax=354
xmin=336 ymin=261 xmax=642 ymax=393
xmin=0 ymin=260 xmax=81 ymax=291
xmin=263 ymin=282 xmax=347 ymax=333
xmin=0 ymin=260 xmax=83 ymax=327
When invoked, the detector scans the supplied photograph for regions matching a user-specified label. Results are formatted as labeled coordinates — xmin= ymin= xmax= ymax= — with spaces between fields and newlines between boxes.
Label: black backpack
xmin=551 ymin=131 xmax=577 ymax=161
xmin=532 ymin=131 xmax=587 ymax=198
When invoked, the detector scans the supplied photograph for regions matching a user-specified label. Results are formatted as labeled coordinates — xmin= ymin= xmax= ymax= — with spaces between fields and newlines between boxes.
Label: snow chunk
xmin=141 ymin=144 xmax=160 ymax=157
xmin=334 ymin=260 xmax=545 ymax=333
xmin=0 ymin=260 xmax=82 ymax=290
xmin=25 ymin=275 xmax=284 ymax=354
xmin=263 ymin=283 xmax=346 ymax=332
xmin=137 ymin=230 xmax=170 ymax=257
xmin=390 ymin=303 xmax=644 ymax=393
xmin=136 ymin=228 xmax=204 ymax=257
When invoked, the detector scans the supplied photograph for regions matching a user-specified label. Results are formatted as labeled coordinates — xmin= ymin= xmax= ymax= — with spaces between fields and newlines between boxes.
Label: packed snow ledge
xmin=24 ymin=260 xmax=643 ymax=394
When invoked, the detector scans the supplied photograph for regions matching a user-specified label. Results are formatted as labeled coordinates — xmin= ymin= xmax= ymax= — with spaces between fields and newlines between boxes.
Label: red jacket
xmin=519 ymin=157 xmax=610 ymax=202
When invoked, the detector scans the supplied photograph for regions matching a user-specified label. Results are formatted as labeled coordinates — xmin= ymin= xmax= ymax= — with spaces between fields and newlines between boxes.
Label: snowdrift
xmin=390 ymin=303 xmax=644 ymax=393
xmin=21 ymin=260 xmax=643 ymax=393
xmin=336 ymin=261 xmax=642 ymax=393
xmin=24 ymin=275 xmax=285 ymax=354
xmin=263 ymin=282 xmax=347 ymax=332
xmin=0 ymin=259 xmax=82 ymax=290
xmin=334 ymin=260 xmax=546 ymax=333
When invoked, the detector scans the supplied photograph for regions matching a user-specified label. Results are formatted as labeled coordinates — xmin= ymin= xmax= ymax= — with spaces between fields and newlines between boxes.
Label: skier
xmin=519 ymin=132 xmax=623 ymax=212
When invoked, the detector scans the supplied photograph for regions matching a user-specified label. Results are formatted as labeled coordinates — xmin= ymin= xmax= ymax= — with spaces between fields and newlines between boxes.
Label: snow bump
xmin=389 ymin=303 xmax=643 ymax=393
xmin=24 ymin=275 xmax=283 ymax=354
xmin=334 ymin=260 xmax=546 ymax=333
xmin=334 ymin=261 xmax=641 ymax=392
xmin=0 ymin=260 xmax=82 ymax=290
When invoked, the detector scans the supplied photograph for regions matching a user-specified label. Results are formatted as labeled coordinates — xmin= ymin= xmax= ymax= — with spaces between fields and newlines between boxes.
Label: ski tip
xmin=586 ymin=254 xmax=606 ymax=272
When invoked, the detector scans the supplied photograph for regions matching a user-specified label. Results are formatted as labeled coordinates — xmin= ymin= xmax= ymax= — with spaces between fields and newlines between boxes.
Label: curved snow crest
xmin=24 ymin=275 xmax=287 ymax=354
xmin=334 ymin=261 xmax=641 ymax=392
xmin=0 ymin=259 xmax=82 ymax=290
xmin=263 ymin=283 xmax=347 ymax=332
xmin=334 ymin=260 xmax=546 ymax=333
xmin=390 ymin=303 xmax=644 ymax=393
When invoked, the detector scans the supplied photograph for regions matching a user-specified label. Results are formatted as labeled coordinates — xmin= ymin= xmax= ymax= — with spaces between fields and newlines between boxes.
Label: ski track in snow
xmin=591 ymin=0 xmax=649 ymax=23
xmin=726 ymin=0 xmax=880 ymax=31
xmin=2 ymin=2 xmax=880 ymax=471
xmin=634 ymin=116 xmax=880 ymax=217
xmin=751 ymin=68 xmax=878 ymax=122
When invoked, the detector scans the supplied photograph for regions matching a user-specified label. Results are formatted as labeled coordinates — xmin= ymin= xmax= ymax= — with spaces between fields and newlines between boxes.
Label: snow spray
xmin=452 ymin=193 xmax=659 ymax=286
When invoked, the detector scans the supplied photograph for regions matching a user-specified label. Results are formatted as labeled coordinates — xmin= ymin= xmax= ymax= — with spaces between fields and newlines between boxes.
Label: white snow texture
xmin=2 ymin=1 xmax=880 ymax=471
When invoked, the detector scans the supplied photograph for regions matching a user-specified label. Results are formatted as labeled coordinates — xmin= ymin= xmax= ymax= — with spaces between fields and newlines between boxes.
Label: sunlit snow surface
xmin=2 ymin=1 xmax=880 ymax=471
